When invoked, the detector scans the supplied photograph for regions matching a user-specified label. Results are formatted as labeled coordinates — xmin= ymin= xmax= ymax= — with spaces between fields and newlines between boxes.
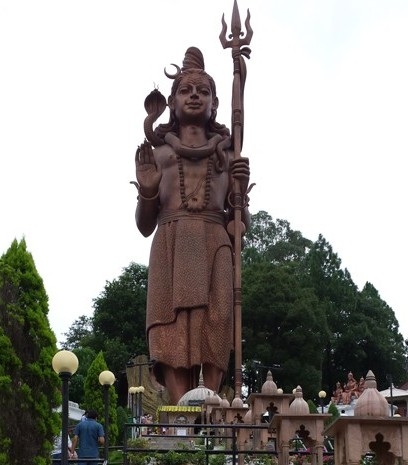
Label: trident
xmin=220 ymin=0 xmax=253 ymax=404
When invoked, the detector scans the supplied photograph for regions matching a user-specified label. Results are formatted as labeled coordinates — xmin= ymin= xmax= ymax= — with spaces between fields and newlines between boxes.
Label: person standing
xmin=51 ymin=430 xmax=74 ymax=461
xmin=71 ymin=409 xmax=104 ymax=464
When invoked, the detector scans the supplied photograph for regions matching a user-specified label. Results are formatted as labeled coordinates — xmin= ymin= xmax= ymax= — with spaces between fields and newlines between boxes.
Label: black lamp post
xmin=128 ymin=386 xmax=136 ymax=419
xmin=126 ymin=358 xmax=154 ymax=434
xmin=99 ymin=370 xmax=116 ymax=462
xmin=386 ymin=374 xmax=394 ymax=416
xmin=136 ymin=385 xmax=145 ymax=423
xmin=252 ymin=361 xmax=282 ymax=392
xmin=52 ymin=350 xmax=79 ymax=465
xmin=128 ymin=386 xmax=137 ymax=439
xmin=318 ymin=390 xmax=327 ymax=414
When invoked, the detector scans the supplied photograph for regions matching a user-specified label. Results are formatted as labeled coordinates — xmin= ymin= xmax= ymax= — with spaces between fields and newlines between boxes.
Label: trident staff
xmin=220 ymin=0 xmax=253 ymax=403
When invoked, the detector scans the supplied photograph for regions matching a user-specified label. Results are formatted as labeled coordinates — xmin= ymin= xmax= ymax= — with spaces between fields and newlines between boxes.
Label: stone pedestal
xmin=245 ymin=392 xmax=294 ymax=449
xmin=324 ymin=416 xmax=408 ymax=465
xmin=271 ymin=413 xmax=331 ymax=465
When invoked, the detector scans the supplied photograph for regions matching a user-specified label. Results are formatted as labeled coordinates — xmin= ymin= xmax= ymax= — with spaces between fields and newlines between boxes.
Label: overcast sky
xmin=1 ymin=0 xmax=407 ymax=349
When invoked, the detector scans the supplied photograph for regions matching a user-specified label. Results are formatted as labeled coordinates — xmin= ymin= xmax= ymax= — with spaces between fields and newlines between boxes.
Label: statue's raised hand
xmin=135 ymin=140 xmax=162 ymax=198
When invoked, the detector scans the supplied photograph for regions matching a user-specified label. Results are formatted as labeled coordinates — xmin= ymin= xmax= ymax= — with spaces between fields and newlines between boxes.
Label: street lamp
xmin=128 ymin=386 xmax=137 ymax=419
xmin=126 ymin=358 xmax=153 ymax=434
xmin=128 ymin=386 xmax=144 ymax=437
xmin=318 ymin=390 xmax=327 ymax=414
xmin=99 ymin=370 xmax=115 ymax=462
xmin=52 ymin=350 xmax=79 ymax=465
xmin=135 ymin=385 xmax=145 ymax=422
xmin=128 ymin=386 xmax=138 ymax=439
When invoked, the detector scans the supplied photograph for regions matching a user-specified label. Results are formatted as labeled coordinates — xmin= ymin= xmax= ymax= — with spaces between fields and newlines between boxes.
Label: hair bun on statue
xmin=182 ymin=47 xmax=205 ymax=71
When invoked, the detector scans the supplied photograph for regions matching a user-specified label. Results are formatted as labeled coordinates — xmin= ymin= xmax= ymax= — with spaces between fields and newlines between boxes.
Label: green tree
xmin=242 ymin=214 xmax=407 ymax=399
xmin=60 ymin=315 xmax=93 ymax=350
xmin=0 ymin=239 xmax=60 ymax=465
xmin=242 ymin=260 xmax=328 ymax=399
xmin=336 ymin=282 xmax=407 ymax=389
xmin=116 ymin=405 xmax=131 ymax=446
xmin=83 ymin=351 xmax=119 ymax=446
xmin=69 ymin=346 xmax=98 ymax=404
xmin=241 ymin=213 xmax=329 ymax=398
xmin=307 ymin=399 xmax=318 ymax=413
xmin=62 ymin=263 xmax=148 ymax=376
xmin=303 ymin=235 xmax=359 ymax=391
xmin=243 ymin=211 xmax=312 ymax=265
xmin=303 ymin=235 xmax=407 ymax=393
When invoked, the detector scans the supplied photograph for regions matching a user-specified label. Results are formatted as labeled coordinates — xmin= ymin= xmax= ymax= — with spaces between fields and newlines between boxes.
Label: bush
xmin=307 ymin=400 xmax=318 ymax=413
xmin=155 ymin=449 xmax=205 ymax=465
xmin=211 ymin=454 xmax=226 ymax=465
xmin=244 ymin=454 xmax=278 ymax=465
xmin=109 ymin=449 xmax=125 ymax=464
xmin=127 ymin=438 xmax=152 ymax=465
xmin=325 ymin=403 xmax=339 ymax=427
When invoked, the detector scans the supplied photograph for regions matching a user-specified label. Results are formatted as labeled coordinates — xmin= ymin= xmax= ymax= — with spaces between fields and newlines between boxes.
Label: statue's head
xmin=152 ymin=46 xmax=230 ymax=143
xmin=166 ymin=47 xmax=216 ymax=94
xmin=166 ymin=47 xmax=219 ymax=125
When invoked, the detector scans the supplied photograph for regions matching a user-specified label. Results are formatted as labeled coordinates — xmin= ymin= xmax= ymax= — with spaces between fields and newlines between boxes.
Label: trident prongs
xmin=219 ymin=0 xmax=253 ymax=52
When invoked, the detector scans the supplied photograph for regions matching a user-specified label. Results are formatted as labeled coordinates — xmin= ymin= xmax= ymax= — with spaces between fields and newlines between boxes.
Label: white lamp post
xmin=318 ymin=390 xmax=327 ymax=414
xmin=99 ymin=370 xmax=115 ymax=462
xmin=52 ymin=350 xmax=79 ymax=465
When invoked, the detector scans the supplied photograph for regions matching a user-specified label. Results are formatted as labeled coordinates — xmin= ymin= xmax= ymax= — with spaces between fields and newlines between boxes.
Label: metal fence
xmin=53 ymin=421 xmax=333 ymax=465
xmin=121 ymin=421 xmax=334 ymax=465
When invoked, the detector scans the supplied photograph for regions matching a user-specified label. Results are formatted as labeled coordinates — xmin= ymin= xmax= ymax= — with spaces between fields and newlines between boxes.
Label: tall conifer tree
xmin=83 ymin=351 xmax=118 ymax=447
xmin=0 ymin=239 xmax=60 ymax=465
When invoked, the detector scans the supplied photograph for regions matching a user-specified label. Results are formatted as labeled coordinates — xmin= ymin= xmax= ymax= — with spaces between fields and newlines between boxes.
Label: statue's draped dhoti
xmin=146 ymin=211 xmax=233 ymax=387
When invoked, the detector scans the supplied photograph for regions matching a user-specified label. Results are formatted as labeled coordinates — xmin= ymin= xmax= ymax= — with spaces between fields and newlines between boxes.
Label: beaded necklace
xmin=176 ymin=153 xmax=213 ymax=212
xmin=164 ymin=133 xmax=221 ymax=213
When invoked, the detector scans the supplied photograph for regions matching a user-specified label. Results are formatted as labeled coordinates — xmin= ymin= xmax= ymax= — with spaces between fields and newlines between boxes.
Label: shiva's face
xmin=170 ymin=73 xmax=218 ymax=124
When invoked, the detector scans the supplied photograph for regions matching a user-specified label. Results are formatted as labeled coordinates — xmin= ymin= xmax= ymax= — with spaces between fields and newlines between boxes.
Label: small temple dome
xmin=204 ymin=391 xmax=221 ymax=407
xmin=204 ymin=390 xmax=221 ymax=419
xmin=289 ymin=385 xmax=309 ymax=415
xmin=244 ymin=406 xmax=253 ymax=424
xmin=178 ymin=371 xmax=220 ymax=406
xmin=354 ymin=370 xmax=389 ymax=416
xmin=231 ymin=395 xmax=244 ymax=408
xmin=221 ymin=393 xmax=230 ymax=409
xmin=261 ymin=370 xmax=278 ymax=394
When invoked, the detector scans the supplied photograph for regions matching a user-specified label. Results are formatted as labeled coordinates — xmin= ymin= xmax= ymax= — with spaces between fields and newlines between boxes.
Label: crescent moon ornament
xmin=164 ymin=63 xmax=181 ymax=79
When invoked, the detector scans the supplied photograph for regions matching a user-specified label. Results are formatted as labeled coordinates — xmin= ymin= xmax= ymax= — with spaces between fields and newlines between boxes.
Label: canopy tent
xmin=379 ymin=385 xmax=408 ymax=416
xmin=379 ymin=385 xmax=408 ymax=399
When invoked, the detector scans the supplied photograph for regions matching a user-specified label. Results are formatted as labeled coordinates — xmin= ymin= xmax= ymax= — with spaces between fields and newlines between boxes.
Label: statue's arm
xmin=135 ymin=141 xmax=161 ymax=237
xmin=228 ymin=156 xmax=251 ymax=230
xmin=135 ymin=192 xmax=159 ymax=237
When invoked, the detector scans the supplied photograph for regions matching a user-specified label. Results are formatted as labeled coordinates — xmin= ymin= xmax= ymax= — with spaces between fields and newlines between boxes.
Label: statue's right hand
xmin=135 ymin=140 xmax=162 ymax=197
